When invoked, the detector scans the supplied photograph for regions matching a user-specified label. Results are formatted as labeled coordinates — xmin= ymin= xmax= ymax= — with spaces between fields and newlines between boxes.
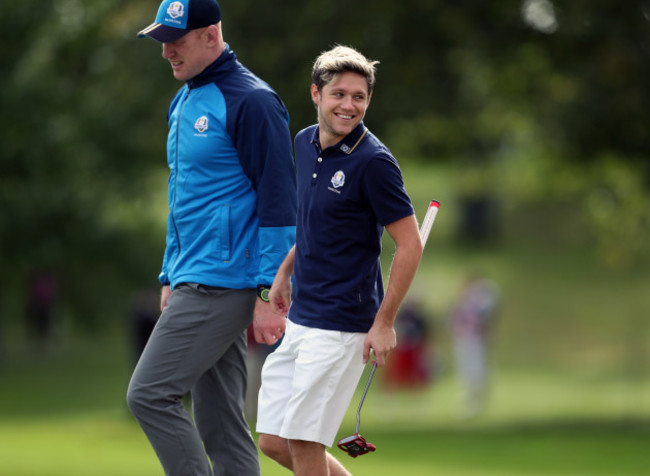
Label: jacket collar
xmin=187 ymin=44 xmax=236 ymax=89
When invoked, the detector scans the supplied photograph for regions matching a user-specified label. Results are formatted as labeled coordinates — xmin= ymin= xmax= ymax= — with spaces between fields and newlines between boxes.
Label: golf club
xmin=336 ymin=361 xmax=378 ymax=457
xmin=337 ymin=199 xmax=441 ymax=458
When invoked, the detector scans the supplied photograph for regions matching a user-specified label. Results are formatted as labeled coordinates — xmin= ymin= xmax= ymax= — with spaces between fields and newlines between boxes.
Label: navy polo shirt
xmin=288 ymin=122 xmax=415 ymax=333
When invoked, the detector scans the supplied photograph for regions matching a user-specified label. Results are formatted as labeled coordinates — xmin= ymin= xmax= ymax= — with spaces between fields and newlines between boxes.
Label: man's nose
xmin=162 ymin=43 xmax=173 ymax=59
xmin=341 ymin=96 xmax=354 ymax=109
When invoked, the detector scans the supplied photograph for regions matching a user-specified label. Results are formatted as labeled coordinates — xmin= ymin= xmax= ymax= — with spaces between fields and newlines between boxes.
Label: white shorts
xmin=256 ymin=319 xmax=367 ymax=447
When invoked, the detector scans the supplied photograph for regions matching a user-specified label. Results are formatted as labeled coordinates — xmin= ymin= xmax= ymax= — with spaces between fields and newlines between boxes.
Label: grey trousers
xmin=127 ymin=284 xmax=261 ymax=476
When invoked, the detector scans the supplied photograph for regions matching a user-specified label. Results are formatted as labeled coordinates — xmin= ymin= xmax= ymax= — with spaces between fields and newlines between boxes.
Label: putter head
xmin=337 ymin=433 xmax=376 ymax=458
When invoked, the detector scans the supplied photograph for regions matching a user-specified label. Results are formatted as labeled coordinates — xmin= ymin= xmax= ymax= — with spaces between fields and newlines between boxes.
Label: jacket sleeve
xmin=234 ymin=88 xmax=297 ymax=285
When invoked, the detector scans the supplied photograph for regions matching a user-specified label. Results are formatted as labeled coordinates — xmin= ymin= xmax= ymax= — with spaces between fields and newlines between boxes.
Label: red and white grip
xmin=419 ymin=200 xmax=440 ymax=246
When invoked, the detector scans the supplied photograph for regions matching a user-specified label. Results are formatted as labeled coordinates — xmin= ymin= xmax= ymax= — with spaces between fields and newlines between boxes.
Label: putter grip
xmin=419 ymin=200 xmax=440 ymax=245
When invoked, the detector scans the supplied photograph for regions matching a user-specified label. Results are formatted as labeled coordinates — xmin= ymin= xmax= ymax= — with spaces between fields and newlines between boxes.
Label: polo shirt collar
xmin=310 ymin=122 xmax=369 ymax=155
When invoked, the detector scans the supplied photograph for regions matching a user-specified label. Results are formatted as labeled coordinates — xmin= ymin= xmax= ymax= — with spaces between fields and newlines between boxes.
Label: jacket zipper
xmin=171 ymin=89 xmax=191 ymax=266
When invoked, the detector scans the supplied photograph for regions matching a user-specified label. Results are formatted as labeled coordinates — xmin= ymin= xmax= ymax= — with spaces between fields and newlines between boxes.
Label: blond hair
xmin=311 ymin=45 xmax=379 ymax=94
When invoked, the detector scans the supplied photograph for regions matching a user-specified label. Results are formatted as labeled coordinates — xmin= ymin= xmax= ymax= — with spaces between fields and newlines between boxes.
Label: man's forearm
xmin=274 ymin=244 xmax=296 ymax=282
xmin=375 ymin=213 xmax=424 ymax=326
xmin=375 ymin=243 xmax=422 ymax=325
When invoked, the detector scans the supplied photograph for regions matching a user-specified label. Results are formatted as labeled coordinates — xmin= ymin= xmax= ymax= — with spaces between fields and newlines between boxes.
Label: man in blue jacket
xmin=127 ymin=1 xmax=296 ymax=475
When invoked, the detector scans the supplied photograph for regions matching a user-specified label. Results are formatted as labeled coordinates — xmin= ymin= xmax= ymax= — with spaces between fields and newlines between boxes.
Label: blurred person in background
xmin=126 ymin=0 xmax=296 ymax=475
xmin=129 ymin=287 xmax=159 ymax=363
xmin=25 ymin=270 xmax=59 ymax=350
xmin=256 ymin=45 xmax=423 ymax=476
xmin=383 ymin=298 xmax=435 ymax=389
xmin=450 ymin=273 xmax=500 ymax=418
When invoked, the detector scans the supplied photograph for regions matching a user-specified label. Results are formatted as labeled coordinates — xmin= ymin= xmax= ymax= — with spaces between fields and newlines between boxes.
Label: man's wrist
xmin=257 ymin=285 xmax=271 ymax=302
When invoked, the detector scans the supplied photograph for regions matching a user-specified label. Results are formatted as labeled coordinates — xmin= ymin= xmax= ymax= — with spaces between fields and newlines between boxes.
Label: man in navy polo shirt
xmin=256 ymin=45 xmax=424 ymax=476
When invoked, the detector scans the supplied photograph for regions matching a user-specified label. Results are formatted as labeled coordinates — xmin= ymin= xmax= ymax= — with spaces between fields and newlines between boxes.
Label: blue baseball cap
xmin=138 ymin=0 xmax=221 ymax=43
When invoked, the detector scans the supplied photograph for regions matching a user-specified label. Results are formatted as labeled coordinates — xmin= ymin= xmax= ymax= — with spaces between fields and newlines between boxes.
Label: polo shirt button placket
xmin=312 ymin=157 xmax=323 ymax=182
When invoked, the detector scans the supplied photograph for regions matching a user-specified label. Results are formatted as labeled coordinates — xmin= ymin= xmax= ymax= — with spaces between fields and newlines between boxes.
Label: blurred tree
xmin=223 ymin=0 xmax=649 ymax=167
xmin=0 ymin=0 xmax=174 ymax=329
xmin=0 ymin=0 xmax=647 ymax=331
xmin=225 ymin=0 xmax=649 ymax=259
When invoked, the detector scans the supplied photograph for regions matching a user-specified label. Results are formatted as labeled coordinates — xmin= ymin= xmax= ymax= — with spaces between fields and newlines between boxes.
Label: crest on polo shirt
xmin=167 ymin=2 xmax=185 ymax=20
xmin=331 ymin=170 xmax=345 ymax=188
xmin=194 ymin=116 xmax=209 ymax=133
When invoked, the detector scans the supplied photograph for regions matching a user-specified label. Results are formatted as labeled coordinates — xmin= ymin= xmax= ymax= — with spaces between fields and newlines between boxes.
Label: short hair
xmin=311 ymin=45 xmax=380 ymax=95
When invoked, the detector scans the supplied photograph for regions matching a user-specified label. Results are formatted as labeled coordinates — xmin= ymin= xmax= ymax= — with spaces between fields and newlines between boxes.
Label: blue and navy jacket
xmin=159 ymin=45 xmax=297 ymax=290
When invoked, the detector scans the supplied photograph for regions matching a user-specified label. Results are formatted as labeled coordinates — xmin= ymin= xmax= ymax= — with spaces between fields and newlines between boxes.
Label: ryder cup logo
xmin=167 ymin=1 xmax=185 ymax=20
xmin=195 ymin=116 xmax=209 ymax=134
xmin=331 ymin=170 xmax=345 ymax=188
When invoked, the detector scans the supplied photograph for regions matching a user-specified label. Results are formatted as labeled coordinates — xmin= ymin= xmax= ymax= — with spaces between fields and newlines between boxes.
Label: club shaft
xmin=355 ymin=361 xmax=377 ymax=433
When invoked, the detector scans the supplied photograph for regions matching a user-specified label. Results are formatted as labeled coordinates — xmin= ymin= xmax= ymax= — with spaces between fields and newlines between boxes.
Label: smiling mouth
xmin=336 ymin=114 xmax=353 ymax=120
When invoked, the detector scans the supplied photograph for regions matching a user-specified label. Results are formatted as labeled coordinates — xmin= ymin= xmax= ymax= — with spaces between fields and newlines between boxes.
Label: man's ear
xmin=203 ymin=24 xmax=220 ymax=46
xmin=310 ymin=83 xmax=320 ymax=105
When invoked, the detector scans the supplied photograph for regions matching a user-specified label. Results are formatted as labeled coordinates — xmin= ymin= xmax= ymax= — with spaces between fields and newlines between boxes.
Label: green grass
xmin=0 ymin=412 xmax=160 ymax=476
xmin=0 ymin=313 xmax=647 ymax=475
xmin=0 ymin=380 xmax=647 ymax=476
xmin=1 ymin=411 xmax=647 ymax=476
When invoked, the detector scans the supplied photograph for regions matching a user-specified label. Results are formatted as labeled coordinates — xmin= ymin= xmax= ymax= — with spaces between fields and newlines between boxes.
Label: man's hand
xmin=253 ymin=299 xmax=286 ymax=346
xmin=160 ymin=285 xmax=172 ymax=311
xmin=254 ymin=244 xmax=294 ymax=346
xmin=362 ymin=320 xmax=396 ymax=367
xmin=268 ymin=277 xmax=292 ymax=317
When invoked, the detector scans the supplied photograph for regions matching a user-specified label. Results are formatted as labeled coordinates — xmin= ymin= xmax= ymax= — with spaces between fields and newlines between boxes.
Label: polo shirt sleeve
xmin=363 ymin=155 xmax=414 ymax=226
xmin=234 ymin=88 xmax=297 ymax=285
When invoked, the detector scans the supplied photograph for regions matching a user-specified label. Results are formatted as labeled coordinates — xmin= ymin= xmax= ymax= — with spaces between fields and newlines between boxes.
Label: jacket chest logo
xmin=194 ymin=116 xmax=209 ymax=133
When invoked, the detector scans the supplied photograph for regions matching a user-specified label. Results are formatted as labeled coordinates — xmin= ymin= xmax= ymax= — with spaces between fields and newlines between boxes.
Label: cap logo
xmin=167 ymin=2 xmax=185 ymax=20
xmin=331 ymin=171 xmax=346 ymax=188
xmin=195 ymin=116 xmax=209 ymax=133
